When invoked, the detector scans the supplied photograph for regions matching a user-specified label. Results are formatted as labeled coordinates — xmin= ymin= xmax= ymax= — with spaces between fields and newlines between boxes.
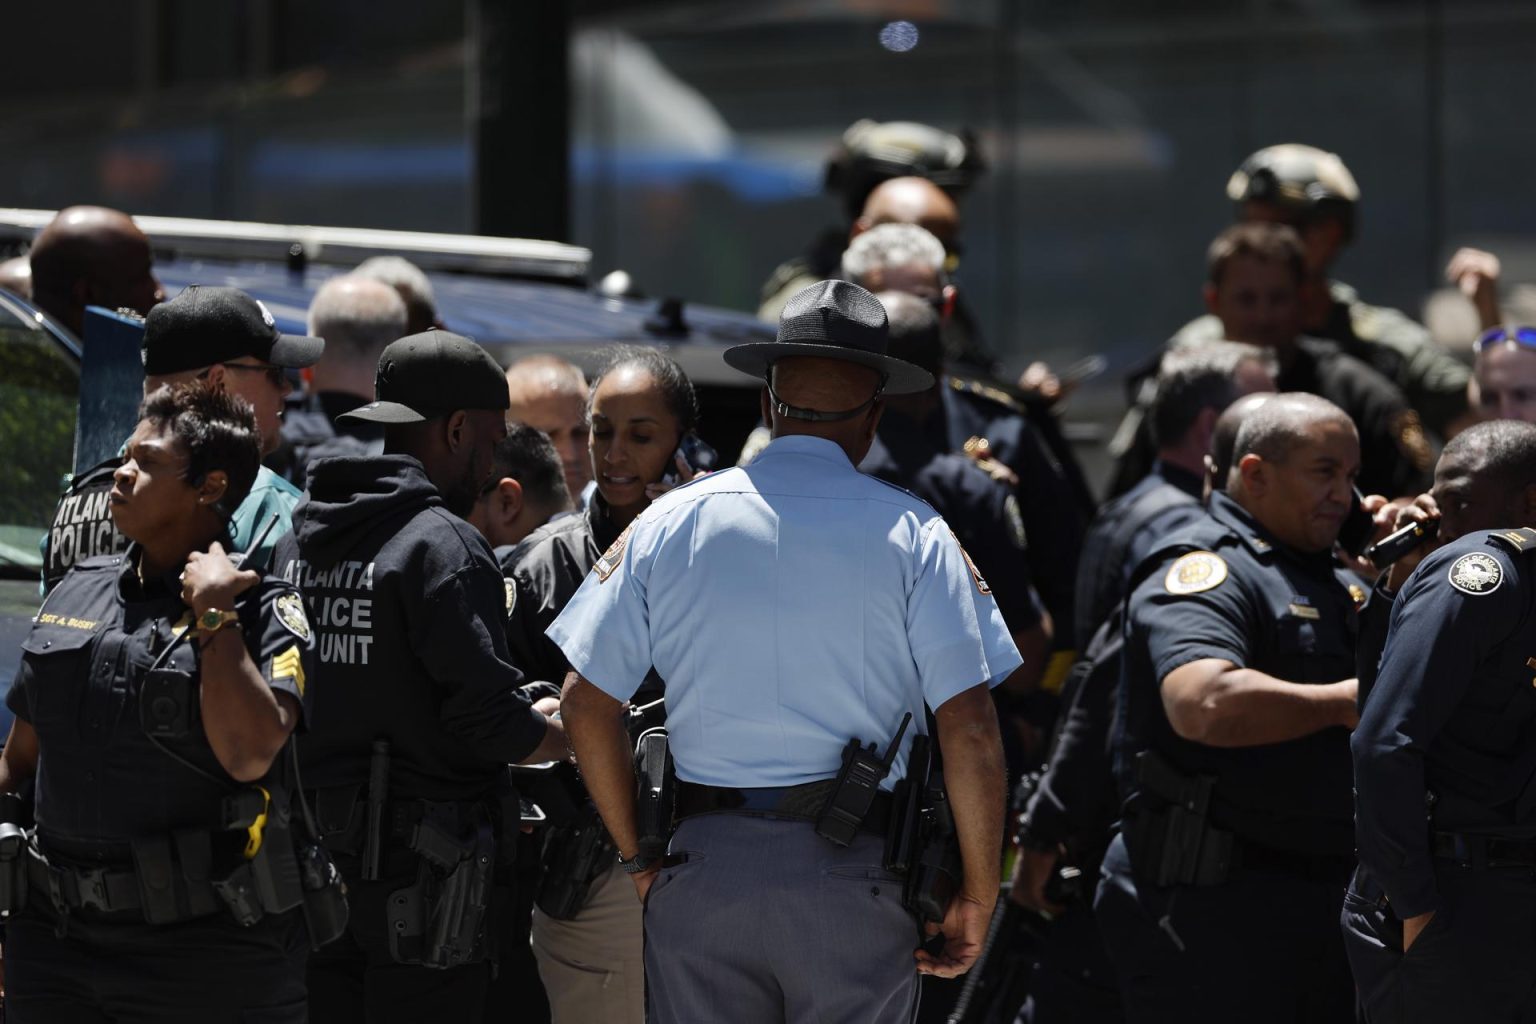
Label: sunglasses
xmin=1474 ymin=325 xmax=1536 ymax=353
xmin=219 ymin=361 xmax=291 ymax=389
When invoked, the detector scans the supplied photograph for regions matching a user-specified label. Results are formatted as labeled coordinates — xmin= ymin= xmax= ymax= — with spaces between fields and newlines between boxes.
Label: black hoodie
xmin=274 ymin=454 xmax=547 ymax=802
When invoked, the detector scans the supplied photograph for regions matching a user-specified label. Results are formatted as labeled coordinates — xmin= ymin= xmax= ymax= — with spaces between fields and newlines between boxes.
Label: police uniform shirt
xmin=1122 ymin=490 xmax=1360 ymax=856
xmin=547 ymin=434 xmax=1021 ymax=790
xmin=7 ymin=546 xmax=314 ymax=853
xmin=1353 ymin=529 xmax=1536 ymax=918
xmin=502 ymin=497 xmax=625 ymax=687
xmin=1072 ymin=460 xmax=1206 ymax=652
xmin=861 ymin=414 xmax=1042 ymax=635
xmin=275 ymin=454 xmax=548 ymax=803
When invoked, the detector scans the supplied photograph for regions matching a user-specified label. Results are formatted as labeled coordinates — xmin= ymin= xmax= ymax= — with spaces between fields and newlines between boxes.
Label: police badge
xmin=1447 ymin=552 xmax=1502 ymax=596
xmin=274 ymin=591 xmax=313 ymax=641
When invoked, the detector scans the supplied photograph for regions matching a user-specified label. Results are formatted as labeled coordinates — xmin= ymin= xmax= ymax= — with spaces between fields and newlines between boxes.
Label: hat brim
xmin=269 ymin=332 xmax=325 ymax=369
xmin=723 ymin=342 xmax=935 ymax=395
xmin=337 ymin=400 xmax=425 ymax=424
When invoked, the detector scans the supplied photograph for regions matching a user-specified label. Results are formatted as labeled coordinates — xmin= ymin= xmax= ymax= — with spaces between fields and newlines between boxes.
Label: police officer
xmin=275 ymin=274 xmax=406 ymax=486
xmin=1074 ymin=342 xmax=1274 ymax=652
xmin=1344 ymin=421 xmax=1536 ymax=1021
xmin=44 ymin=285 xmax=325 ymax=589
xmin=507 ymin=347 xmax=703 ymax=1024
xmin=1 ymin=384 xmax=316 ymax=1021
xmin=274 ymin=330 xmax=568 ymax=1021
xmin=553 ymin=281 xmax=1018 ymax=1022
xmin=465 ymin=422 xmax=573 ymax=557
xmin=1094 ymin=393 xmax=1363 ymax=1024
xmin=1176 ymin=143 xmax=1470 ymax=438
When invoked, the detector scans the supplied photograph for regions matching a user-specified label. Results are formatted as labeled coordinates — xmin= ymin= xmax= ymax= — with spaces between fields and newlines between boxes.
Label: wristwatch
xmin=618 ymin=851 xmax=660 ymax=874
xmin=195 ymin=608 xmax=240 ymax=638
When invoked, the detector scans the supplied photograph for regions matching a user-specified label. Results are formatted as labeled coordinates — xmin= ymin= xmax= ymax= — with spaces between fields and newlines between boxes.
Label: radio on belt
xmin=815 ymin=712 xmax=912 ymax=847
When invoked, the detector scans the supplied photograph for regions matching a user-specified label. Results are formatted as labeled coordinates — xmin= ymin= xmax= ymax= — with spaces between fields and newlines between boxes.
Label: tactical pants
xmin=1092 ymin=834 xmax=1353 ymax=1024
xmin=4 ymin=903 xmax=308 ymax=1023
xmin=1341 ymin=862 xmax=1536 ymax=1022
xmin=643 ymin=814 xmax=919 ymax=1024
xmin=530 ymin=859 xmax=645 ymax=1024
xmin=306 ymin=851 xmax=489 ymax=1024
xmin=1013 ymin=901 xmax=1123 ymax=1024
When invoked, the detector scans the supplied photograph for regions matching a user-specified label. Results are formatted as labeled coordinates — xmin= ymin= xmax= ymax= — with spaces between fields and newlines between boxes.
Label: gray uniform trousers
xmin=644 ymin=814 xmax=921 ymax=1024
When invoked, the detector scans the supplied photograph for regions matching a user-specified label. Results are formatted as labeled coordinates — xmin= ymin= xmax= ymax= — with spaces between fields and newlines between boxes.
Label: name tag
xmin=1287 ymin=603 xmax=1320 ymax=621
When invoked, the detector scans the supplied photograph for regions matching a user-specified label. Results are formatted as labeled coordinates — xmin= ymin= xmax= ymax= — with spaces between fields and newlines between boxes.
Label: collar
xmin=754 ymin=434 xmax=857 ymax=469
xmin=1153 ymin=460 xmax=1205 ymax=500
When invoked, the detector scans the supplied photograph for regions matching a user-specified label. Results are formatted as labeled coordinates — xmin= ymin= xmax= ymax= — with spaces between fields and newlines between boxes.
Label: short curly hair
xmin=139 ymin=383 xmax=261 ymax=519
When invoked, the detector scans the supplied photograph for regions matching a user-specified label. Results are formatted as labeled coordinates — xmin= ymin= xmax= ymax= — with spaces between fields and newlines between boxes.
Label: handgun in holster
xmin=534 ymin=815 xmax=616 ymax=920
xmin=387 ymin=803 xmax=496 ymax=969
xmin=633 ymin=725 xmax=675 ymax=859
xmin=1121 ymin=750 xmax=1234 ymax=887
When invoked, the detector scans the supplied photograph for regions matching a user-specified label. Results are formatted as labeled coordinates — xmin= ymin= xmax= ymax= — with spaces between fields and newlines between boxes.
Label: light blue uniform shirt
xmin=547 ymin=434 xmax=1021 ymax=789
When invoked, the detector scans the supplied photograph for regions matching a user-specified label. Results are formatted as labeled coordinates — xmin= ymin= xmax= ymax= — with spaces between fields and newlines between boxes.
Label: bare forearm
xmin=198 ymin=630 xmax=296 ymax=781
xmin=935 ymin=685 xmax=1007 ymax=904
xmin=0 ymin=720 xmax=38 ymax=794
xmin=562 ymin=675 xmax=642 ymax=857
xmin=1165 ymin=662 xmax=1357 ymax=747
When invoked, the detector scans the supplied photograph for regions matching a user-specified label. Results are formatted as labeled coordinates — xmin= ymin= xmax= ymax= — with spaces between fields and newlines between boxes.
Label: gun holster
xmin=633 ymin=727 xmax=676 ymax=859
xmin=1120 ymin=751 xmax=1234 ymax=887
xmin=386 ymin=804 xmax=495 ymax=969
xmin=882 ymin=734 xmax=962 ymax=924
xmin=534 ymin=816 xmax=615 ymax=921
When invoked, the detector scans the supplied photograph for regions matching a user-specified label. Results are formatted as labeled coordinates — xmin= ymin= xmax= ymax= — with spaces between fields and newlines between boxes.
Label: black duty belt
xmin=1433 ymin=832 xmax=1536 ymax=868
xmin=1234 ymin=840 xmax=1355 ymax=883
xmin=675 ymin=780 xmax=892 ymax=836
xmin=26 ymin=846 xmax=144 ymax=915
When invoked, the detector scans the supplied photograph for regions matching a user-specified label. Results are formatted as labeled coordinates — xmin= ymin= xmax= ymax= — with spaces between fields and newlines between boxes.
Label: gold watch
xmin=195 ymin=608 xmax=240 ymax=638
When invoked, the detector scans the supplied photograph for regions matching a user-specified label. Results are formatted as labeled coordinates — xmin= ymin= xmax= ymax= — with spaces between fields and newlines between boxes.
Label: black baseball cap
xmin=341 ymin=330 xmax=510 ymax=424
xmin=141 ymin=285 xmax=324 ymax=375
xmin=724 ymin=280 xmax=934 ymax=395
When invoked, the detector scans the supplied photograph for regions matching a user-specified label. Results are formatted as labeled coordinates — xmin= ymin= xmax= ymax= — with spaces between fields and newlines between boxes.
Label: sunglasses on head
xmin=1474 ymin=325 xmax=1536 ymax=353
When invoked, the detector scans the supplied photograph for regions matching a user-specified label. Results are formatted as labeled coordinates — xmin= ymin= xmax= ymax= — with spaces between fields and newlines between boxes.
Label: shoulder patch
xmin=274 ymin=592 xmax=312 ymax=642
xmin=594 ymin=522 xmax=636 ymax=583
xmin=1164 ymin=551 xmax=1228 ymax=595
xmin=1488 ymin=528 xmax=1536 ymax=554
xmin=504 ymin=577 xmax=518 ymax=616
xmin=1448 ymin=551 xmax=1503 ymax=595
xmin=950 ymin=530 xmax=992 ymax=595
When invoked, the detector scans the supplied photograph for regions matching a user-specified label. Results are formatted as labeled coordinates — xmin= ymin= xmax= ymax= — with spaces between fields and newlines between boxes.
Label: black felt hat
xmin=724 ymin=280 xmax=935 ymax=395
xmin=341 ymin=330 xmax=510 ymax=424
xmin=142 ymin=285 xmax=324 ymax=375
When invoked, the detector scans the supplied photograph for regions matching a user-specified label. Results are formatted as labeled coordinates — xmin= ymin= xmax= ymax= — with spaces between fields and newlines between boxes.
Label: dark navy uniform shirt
xmin=1073 ymin=460 xmax=1206 ymax=651
xmin=1120 ymin=491 xmax=1361 ymax=857
xmin=7 ymin=546 xmax=314 ymax=860
xmin=862 ymin=412 xmax=1042 ymax=635
xmin=1353 ymin=529 xmax=1536 ymax=918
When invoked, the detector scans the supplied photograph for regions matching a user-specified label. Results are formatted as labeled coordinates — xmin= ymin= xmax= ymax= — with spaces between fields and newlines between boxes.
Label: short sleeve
xmin=5 ymin=660 xmax=34 ymax=723
xmin=1131 ymin=550 xmax=1254 ymax=683
xmin=907 ymin=520 xmax=1022 ymax=710
xmin=546 ymin=522 xmax=654 ymax=702
xmin=242 ymin=579 xmax=318 ymax=724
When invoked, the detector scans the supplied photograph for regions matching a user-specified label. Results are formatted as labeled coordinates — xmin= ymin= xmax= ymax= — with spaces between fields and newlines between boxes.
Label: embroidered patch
xmin=1448 ymin=552 xmax=1502 ymax=595
xmin=594 ymin=523 xmax=636 ymax=583
xmin=274 ymin=592 xmax=312 ymax=642
xmin=271 ymin=644 xmax=306 ymax=697
xmin=951 ymin=530 xmax=992 ymax=595
xmin=504 ymin=577 xmax=518 ymax=616
xmin=1164 ymin=551 xmax=1228 ymax=595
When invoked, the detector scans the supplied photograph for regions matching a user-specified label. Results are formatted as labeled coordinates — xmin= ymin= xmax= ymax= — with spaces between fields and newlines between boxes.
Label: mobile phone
xmin=662 ymin=433 xmax=718 ymax=486
xmin=1057 ymin=354 xmax=1107 ymax=388
xmin=1336 ymin=488 xmax=1374 ymax=558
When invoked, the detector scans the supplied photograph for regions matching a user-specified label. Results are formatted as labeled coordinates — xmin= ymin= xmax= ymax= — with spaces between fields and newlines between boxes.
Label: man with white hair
xmin=277 ymin=274 xmax=407 ymax=485
xmin=353 ymin=255 xmax=441 ymax=335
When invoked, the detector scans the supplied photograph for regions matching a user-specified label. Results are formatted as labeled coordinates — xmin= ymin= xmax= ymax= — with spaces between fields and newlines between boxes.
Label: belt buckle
xmin=71 ymin=867 xmax=112 ymax=911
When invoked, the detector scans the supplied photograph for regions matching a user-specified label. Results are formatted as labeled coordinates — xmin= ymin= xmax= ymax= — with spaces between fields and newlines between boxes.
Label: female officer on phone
xmin=501 ymin=345 xmax=707 ymax=1024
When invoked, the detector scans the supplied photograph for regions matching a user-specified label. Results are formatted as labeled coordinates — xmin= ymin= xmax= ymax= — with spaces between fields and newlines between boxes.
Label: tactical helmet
xmin=1226 ymin=143 xmax=1360 ymax=241
xmin=825 ymin=120 xmax=986 ymax=222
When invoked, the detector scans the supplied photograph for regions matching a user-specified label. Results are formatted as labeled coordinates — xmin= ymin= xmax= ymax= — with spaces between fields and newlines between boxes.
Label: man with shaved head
xmin=553 ymin=281 xmax=1018 ymax=1018
xmin=853 ymin=175 xmax=961 ymax=253
xmin=28 ymin=205 xmax=162 ymax=336
xmin=274 ymin=273 xmax=407 ymax=485
xmin=1094 ymin=392 xmax=1363 ymax=1023
xmin=505 ymin=354 xmax=591 ymax=501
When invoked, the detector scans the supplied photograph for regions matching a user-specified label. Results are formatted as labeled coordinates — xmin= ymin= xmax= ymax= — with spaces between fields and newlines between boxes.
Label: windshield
xmin=0 ymin=325 xmax=79 ymax=574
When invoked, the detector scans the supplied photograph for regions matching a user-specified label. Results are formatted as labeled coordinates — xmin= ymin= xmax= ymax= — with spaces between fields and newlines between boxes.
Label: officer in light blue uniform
xmin=552 ymin=280 xmax=1018 ymax=1024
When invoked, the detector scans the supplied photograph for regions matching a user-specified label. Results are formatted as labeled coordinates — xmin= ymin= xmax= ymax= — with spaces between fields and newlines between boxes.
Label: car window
xmin=0 ymin=325 xmax=79 ymax=573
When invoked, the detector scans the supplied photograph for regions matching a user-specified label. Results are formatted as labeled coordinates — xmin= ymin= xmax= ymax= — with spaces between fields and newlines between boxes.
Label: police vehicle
xmin=0 ymin=209 xmax=777 ymax=732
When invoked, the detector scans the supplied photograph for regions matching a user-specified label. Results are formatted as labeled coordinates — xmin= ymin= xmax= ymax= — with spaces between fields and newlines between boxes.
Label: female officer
xmin=0 ymin=384 xmax=316 ymax=1022
xmin=503 ymin=346 xmax=702 ymax=1024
